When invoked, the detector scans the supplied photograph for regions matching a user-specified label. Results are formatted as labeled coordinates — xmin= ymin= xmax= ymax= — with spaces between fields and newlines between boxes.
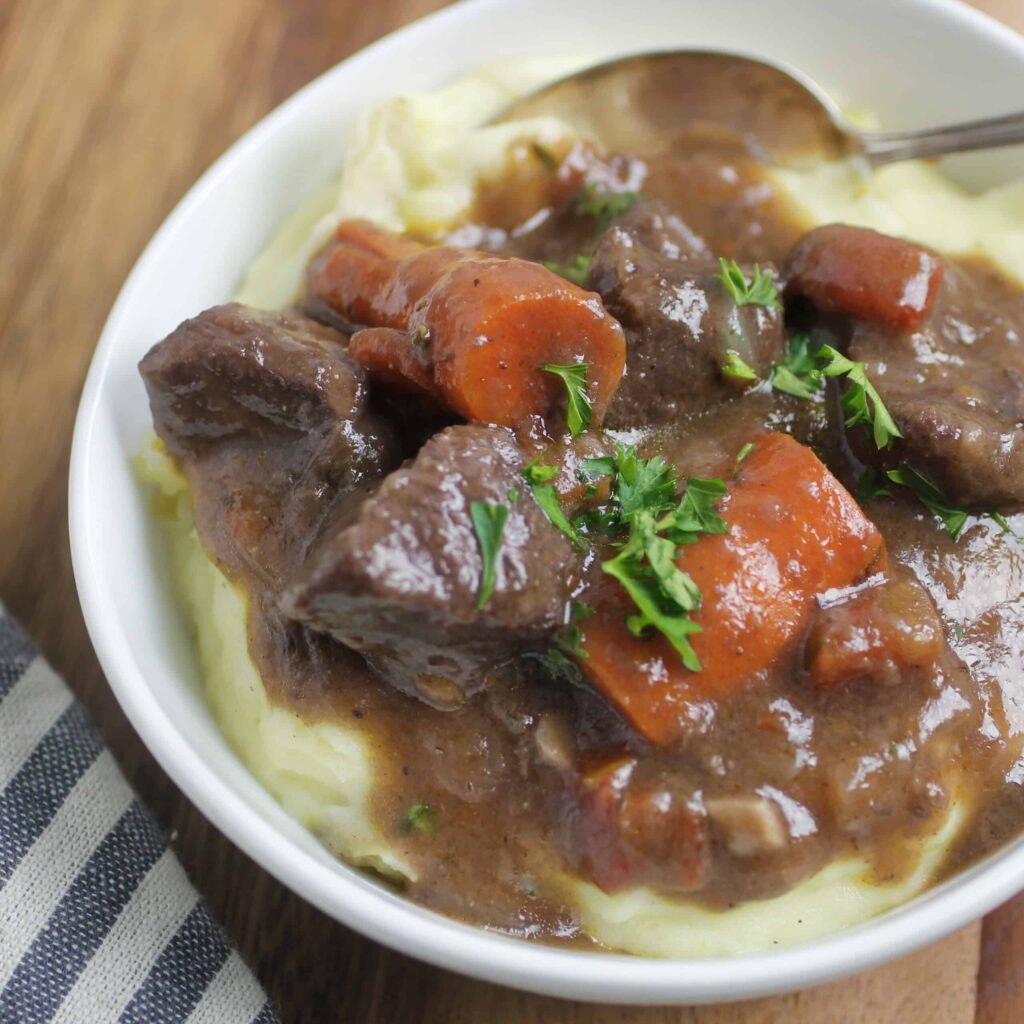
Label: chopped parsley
xmin=734 ymin=442 xmax=754 ymax=474
xmin=816 ymin=345 xmax=903 ymax=449
xmin=600 ymin=445 xmax=729 ymax=671
xmin=991 ymin=512 xmax=1022 ymax=542
xmin=721 ymin=349 xmax=760 ymax=382
xmin=470 ymin=500 xmax=509 ymax=609
xmin=540 ymin=362 xmax=592 ymax=437
xmin=612 ymin=446 xmax=677 ymax=522
xmin=770 ymin=335 xmax=823 ymax=400
xmin=572 ymin=182 xmax=642 ymax=231
xmin=853 ymin=462 xmax=1023 ymax=545
xmin=667 ymin=477 xmax=729 ymax=542
xmin=523 ymin=460 xmax=558 ymax=484
xmin=530 ymin=601 xmax=592 ymax=686
xmin=854 ymin=468 xmax=893 ymax=503
xmin=532 ymin=446 xmax=730 ymax=672
xmin=579 ymin=455 xmax=616 ymax=482
xmin=885 ymin=464 xmax=969 ymax=541
xmin=531 ymin=646 xmax=583 ymax=688
xmin=523 ymin=460 xmax=584 ymax=548
xmin=717 ymin=258 xmax=782 ymax=309
xmin=543 ymin=254 xmax=591 ymax=286
xmin=768 ymin=338 xmax=901 ymax=450
xmin=506 ymin=487 xmax=520 ymax=503
xmin=603 ymin=521 xmax=704 ymax=671
xmin=400 ymin=803 xmax=436 ymax=837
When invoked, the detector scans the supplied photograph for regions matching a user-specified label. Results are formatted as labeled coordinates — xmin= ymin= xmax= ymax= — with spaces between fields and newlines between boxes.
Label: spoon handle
xmin=858 ymin=110 xmax=1024 ymax=166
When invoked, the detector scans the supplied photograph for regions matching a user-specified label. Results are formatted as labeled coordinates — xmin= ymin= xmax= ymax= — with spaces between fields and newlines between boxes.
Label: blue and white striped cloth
xmin=0 ymin=604 xmax=279 ymax=1023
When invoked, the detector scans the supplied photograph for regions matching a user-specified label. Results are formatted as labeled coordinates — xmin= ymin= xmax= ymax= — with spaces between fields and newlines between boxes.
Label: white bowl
xmin=70 ymin=0 xmax=1024 ymax=1004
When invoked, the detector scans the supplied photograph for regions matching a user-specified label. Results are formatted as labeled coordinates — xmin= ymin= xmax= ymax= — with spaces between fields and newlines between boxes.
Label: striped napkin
xmin=0 ymin=604 xmax=279 ymax=1024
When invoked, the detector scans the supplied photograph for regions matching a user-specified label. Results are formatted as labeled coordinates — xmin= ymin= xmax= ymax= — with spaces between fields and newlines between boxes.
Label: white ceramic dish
xmin=70 ymin=0 xmax=1024 ymax=1004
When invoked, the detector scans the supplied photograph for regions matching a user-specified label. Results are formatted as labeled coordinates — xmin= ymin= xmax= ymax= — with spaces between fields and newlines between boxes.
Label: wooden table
xmin=2 ymin=0 xmax=1023 ymax=1020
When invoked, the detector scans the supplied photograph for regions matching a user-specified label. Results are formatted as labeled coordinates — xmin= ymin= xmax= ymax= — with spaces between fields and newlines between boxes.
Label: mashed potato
xmin=137 ymin=442 xmax=412 ymax=881
xmin=145 ymin=63 xmax=1024 ymax=955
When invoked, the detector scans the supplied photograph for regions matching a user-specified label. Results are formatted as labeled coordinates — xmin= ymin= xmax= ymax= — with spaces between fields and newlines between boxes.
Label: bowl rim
xmin=69 ymin=0 xmax=1024 ymax=1004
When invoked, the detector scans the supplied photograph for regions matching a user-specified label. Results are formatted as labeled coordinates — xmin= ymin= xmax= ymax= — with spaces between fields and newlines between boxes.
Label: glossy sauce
xmin=157 ymin=105 xmax=1024 ymax=946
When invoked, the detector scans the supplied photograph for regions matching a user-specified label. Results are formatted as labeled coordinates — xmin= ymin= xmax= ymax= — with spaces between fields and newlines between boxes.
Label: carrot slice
xmin=784 ymin=224 xmax=944 ymax=330
xmin=307 ymin=220 xmax=446 ymax=329
xmin=307 ymin=219 xmax=626 ymax=429
xmin=580 ymin=432 xmax=884 ymax=745
xmin=345 ymin=327 xmax=437 ymax=401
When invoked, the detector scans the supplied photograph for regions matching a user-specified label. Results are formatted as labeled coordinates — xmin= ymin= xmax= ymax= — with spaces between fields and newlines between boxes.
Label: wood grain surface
xmin=1 ymin=1 xmax=1021 ymax=1021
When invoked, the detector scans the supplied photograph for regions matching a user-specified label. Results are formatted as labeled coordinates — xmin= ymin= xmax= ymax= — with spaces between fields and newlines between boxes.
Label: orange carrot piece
xmin=580 ymin=432 xmax=884 ymax=745
xmin=785 ymin=224 xmax=944 ymax=330
xmin=308 ymin=219 xmax=626 ymax=429
xmin=346 ymin=327 xmax=436 ymax=401
xmin=307 ymin=220 xmax=445 ymax=329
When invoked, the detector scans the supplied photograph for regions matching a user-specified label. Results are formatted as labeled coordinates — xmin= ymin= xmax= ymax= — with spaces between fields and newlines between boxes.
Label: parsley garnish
xmin=768 ymin=338 xmax=901 ymax=449
xmin=531 ymin=646 xmax=582 ymax=687
xmin=555 ymin=601 xmax=592 ymax=661
xmin=717 ymin=258 xmax=782 ymax=309
xmin=666 ymin=477 xmax=729 ymax=542
xmin=400 ymin=803 xmax=436 ymax=836
xmin=523 ymin=460 xmax=584 ymax=548
xmin=579 ymin=455 xmax=616 ymax=482
xmin=721 ymin=349 xmax=760 ymax=382
xmin=612 ymin=446 xmax=677 ymax=522
xmin=603 ymin=511 xmax=704 ymax=666
xmin=886 ymin=465 xmax=969 ymax=541
xmin=540 ymin=362 xmax=592 ymax=437
xmin=523 ymin=461 xmax=558 ymax=484
xmin=854 ymin=468 xmax=893 ymax=503
xmin=572 ymin=182 xmax=642 ymax=231
xmin=470 ymin=500 xmax=509 ymax=609
xmin=861 ymin=462 xmax=1023 ymax=545
xmin=506 ymin=487 xmax=520 ymax=503
xmin=543 ymin=254 xmax=591 ymax=286
xmin=770 ymin=335 xmax=823 ymax=400
xmin=530 ymin=601 xmax=592 ymax=686
xmin=600 ymin=446 xmax=728 ymax=671
xmin=734 ymin=442 xmax=754 ymax=475
xmin=816 ymin=345 xmax=903 ymax=449
xmin=991 ymin=512 xmax=1022 ymax=542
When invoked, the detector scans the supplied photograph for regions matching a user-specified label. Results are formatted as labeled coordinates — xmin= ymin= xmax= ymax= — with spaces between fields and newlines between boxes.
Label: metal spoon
xmin=494 ymin=51 xmax=1024 ymax=167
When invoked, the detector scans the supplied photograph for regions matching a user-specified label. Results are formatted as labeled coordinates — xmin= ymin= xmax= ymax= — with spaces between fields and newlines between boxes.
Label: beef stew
xmin=139 ymin=94 xmax=1024 ymax=948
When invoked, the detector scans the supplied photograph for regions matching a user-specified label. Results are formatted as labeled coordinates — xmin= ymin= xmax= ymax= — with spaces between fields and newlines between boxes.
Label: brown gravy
xmin=143 ymin=106 xmax=1024 ymax=949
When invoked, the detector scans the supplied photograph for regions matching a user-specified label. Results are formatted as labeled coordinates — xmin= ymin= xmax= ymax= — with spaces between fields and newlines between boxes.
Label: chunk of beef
xmin=573 ymin=752 xmax=709 ymax=894
xmin=282 ymin=425 xmax=579 ymax=709
xmin=586 ymin=211 xmax=783 ymax=427
xmin=139 ymin=303 xmax=399 ymax=584
xmin=143 ymin=304 xmax=361 ymax=451
xmin=848 ymin=259 xmax=1024 ymax=511
xmin=804 ymin=573 xmax=946 ymax=689
xmin=597 ymin=198 xmax=709 ymax=263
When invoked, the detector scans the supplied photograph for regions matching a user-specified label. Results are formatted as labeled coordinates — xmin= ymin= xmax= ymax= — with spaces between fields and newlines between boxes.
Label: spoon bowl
xmin=495 ymin=50 xmax=1024 ymax=167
